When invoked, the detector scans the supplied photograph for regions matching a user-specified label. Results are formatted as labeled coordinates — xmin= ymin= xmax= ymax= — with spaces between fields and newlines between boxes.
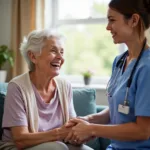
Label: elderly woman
xmin=0 ymin=29 xmax=93 ymax=150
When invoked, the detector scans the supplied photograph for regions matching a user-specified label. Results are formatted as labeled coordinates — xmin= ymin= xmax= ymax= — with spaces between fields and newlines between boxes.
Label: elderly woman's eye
xmin=51 ymin=49 xmax=56 ymax=52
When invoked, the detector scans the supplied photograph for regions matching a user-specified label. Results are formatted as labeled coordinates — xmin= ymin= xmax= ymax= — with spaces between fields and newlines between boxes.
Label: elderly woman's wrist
xmin=54 ymin=128 xmax=61 ymax=140
xmin=47 ymin=128 xmax=60 ymax=141
xmin=55 ymin=127 xmax=69 ymax=140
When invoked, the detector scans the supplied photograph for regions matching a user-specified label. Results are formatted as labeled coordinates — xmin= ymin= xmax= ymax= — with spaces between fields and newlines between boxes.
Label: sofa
xmin=0 ymin=82 xmax=110 ymax=150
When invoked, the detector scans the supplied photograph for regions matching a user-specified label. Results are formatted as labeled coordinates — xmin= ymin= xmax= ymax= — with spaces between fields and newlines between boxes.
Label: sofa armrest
xmin=96 ymin=105 xmax=108 ymax=113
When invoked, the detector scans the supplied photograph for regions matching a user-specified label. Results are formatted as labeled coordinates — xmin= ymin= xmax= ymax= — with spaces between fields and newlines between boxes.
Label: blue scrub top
xmin=107 ymin=48 xmax=150 ymax=149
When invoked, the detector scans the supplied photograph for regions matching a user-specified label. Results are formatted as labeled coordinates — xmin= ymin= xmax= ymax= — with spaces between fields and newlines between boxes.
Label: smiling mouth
xmin=50 ymin=63 xmax=60 ymax=68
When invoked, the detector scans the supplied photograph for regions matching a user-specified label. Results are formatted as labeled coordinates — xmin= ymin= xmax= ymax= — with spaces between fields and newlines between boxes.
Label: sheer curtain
xmin=11 ymin=0 xmax=45 ymax=79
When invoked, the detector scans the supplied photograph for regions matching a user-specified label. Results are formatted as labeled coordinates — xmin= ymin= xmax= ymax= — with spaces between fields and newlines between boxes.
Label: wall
xmin=0 ymin=0 xmax=12 ymax=81
xmin=0 ymin=0 xmax=12 ymax=47
xmin=96 ymin=88 xmax=108 ymax=106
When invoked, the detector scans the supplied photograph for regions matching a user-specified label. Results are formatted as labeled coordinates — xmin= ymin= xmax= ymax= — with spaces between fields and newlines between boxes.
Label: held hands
xmin=56 ymin=124 xmax=72 ymax=141
xmin=65 ymin=116 xmax=89 ymax=128
xmin=64 ymin=118 xmax=82 ymax=145
xmin=65 ymin=118 xmax=94 ymax=144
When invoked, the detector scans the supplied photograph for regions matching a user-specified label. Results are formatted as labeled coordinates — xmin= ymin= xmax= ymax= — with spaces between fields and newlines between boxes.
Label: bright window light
xmin=58 ymin=0 xmax=111 ymax=19
xmin=44 ymin=0 xmax=126 ymax=84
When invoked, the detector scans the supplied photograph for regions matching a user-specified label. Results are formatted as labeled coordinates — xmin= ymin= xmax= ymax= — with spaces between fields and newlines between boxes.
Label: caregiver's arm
xmin=83 ymin=107 xmax=110 ymax=124
xmin=89 ymin=116 xmax=150 ymax=141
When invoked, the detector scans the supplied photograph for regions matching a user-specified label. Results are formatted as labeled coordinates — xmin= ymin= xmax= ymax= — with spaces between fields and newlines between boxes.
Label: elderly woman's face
xmin=34 ymin=36 xmax=64 ymax=77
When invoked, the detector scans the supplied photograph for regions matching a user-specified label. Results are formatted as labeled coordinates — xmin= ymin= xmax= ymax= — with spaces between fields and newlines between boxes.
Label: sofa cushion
xmin=73 ymin=88 xmax=97 ymax=116
xmin=73 ymin=88 xmax=100 ymax=150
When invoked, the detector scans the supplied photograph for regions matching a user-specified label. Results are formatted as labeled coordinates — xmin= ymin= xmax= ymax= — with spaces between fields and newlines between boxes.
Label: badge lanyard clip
xmin=124 ymin=87 xmax=129 ymax=106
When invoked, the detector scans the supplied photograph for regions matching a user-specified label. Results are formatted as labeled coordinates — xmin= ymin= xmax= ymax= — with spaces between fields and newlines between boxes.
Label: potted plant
xmin=82 ymin=69 xmax=94 ymax=85
xmin=0 ymin=45 xmax=14 ymax=82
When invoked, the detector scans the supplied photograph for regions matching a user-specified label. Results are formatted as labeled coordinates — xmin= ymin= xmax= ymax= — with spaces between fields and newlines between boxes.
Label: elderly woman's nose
xmin=56 ymin=51 xmax=63 ymax=58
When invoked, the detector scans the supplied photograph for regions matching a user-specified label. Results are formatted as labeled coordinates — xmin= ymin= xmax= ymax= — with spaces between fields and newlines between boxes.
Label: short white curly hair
xmin=20 ymin=29 xmax=65 ymax=71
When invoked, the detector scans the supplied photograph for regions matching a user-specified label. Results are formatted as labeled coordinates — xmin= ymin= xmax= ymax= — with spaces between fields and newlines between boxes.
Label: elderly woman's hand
xmin=64 ymin=129 xmax=83 ymax=145
xmin=65 ymin=118 xmax=94 ymax=143
xmin=64 ymin=119 xmax=81 ymax=145
xmin=65 ymin=119 xmax=77 ymax=128
xmin=56 ymin=125 xmax=72 ymax=141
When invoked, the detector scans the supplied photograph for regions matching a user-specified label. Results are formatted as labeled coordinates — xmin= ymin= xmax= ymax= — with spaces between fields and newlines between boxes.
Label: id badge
xmin=118 ymin=104 xmax=129 ymax=114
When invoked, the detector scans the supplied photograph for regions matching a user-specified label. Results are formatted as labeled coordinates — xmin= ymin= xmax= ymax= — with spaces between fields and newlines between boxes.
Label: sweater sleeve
xmin=2 ymin=82 xmax=28 ymax=128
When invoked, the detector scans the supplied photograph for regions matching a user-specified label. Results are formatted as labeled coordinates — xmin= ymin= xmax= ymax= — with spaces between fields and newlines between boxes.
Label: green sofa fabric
xmin=0 ymin=83 xmax=110 ymax=150
xmin=73 ymin=88 xmax=97 ymax=116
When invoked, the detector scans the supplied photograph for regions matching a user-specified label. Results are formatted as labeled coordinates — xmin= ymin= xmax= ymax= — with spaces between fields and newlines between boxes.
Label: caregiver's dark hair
xmin=109 ymin=0 xmax=150 ymax=37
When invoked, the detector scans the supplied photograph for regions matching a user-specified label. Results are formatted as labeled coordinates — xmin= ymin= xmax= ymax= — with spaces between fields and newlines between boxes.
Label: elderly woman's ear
xmin=27 ymin=51 xmax=37 ymax=64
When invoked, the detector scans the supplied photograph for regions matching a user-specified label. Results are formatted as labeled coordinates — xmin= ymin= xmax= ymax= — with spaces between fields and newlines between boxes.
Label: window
xmin=59 ymin=24 xmax=118 ymax=76
xmin=58 ymin=0 xmax=109 ymax=19
xmin=44 ymin=0 xmax=125 ymax=85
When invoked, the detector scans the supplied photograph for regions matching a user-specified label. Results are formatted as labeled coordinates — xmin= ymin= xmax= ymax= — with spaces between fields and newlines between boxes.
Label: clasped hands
xmin=64 ymin=116 xmax=95 ymax=145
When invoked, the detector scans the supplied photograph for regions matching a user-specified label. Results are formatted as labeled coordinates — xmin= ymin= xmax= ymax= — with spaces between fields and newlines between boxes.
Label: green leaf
xmin=0 ymin=45 xmax=14 ymax=69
